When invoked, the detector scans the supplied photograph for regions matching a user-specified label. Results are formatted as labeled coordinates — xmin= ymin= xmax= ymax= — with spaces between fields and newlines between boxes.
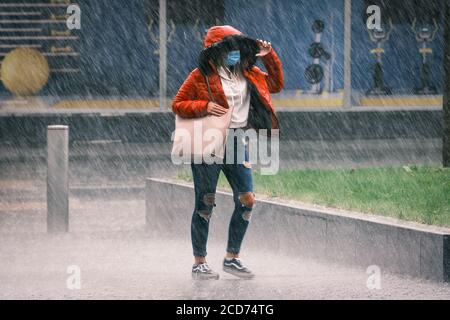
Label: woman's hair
xmin=198 ymin=35 xmax=260 ymax=76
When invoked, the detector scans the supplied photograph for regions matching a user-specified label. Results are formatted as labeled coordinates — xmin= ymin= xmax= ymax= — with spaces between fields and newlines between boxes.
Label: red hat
xmin=203 ymin=25 xmax=243 ymax=48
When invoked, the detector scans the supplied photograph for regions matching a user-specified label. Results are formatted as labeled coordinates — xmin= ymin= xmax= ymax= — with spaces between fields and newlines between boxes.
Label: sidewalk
xmin=1 ymin=197 xmax=449 ymax=299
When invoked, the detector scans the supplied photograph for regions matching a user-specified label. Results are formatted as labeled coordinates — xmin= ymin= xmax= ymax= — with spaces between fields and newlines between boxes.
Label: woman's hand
xmin=207 ymin=102 xmax=228 ymax=117
xmin=256 ymin=39 xmax=272 ymax=57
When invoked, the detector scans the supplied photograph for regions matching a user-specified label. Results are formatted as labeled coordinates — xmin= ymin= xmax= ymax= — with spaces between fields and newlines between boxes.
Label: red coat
xmin=172 ymin=26 xmax=284 ymax=129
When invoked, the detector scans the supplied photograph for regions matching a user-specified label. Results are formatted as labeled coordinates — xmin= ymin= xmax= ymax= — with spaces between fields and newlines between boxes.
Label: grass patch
xmin=177 ymin=165 xmax=450 ymax=227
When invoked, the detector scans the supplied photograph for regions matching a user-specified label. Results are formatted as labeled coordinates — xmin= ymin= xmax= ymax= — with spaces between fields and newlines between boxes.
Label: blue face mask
xmin=225 ymin=50 xmax=241 ymax=67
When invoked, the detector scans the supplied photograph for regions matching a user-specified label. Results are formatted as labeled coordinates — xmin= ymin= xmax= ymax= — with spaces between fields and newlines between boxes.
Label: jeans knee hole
xmin=239 ymin=192 xmax=255 ymax=209
xmin=202 ymin=193 xmax=216 ymax=207
xmin=242 ymin=211 xmax=252 ymax=221
xmin=197 ymin=210 xmax=212 ymax=221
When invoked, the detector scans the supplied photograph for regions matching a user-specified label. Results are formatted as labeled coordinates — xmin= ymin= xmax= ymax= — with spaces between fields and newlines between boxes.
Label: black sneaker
xmin=223 ymin=258 xmax=255 ymax=279
xmin=192 ymin=263 xmax=220 ymax=280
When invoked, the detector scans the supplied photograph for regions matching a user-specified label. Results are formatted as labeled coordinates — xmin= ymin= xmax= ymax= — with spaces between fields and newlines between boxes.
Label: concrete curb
xmin=146 ymin=178 xmax=450 ymax=282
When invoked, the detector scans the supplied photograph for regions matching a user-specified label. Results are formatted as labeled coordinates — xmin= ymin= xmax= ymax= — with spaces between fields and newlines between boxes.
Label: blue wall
xmin=223 ymin=0 xmax=345 ymax=93
xmin=223 ymin=0 xmax=445 ymax=94
xmin=0 ymin=0 xmax=445 ymax=98
xmin=351 ymin=0 xmax=444 ymax=93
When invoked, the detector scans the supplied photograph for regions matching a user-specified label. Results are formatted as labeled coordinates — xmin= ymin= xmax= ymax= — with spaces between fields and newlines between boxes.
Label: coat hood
xmin=204 ymin=25 xmax=243 ymax=48
xmin=199 ymin=25 xmax=259 ymax=76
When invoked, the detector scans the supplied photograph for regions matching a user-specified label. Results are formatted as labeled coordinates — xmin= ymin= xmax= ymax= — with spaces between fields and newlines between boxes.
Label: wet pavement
xmin=0 ymin=142 xmax=449 ymax=299
xmin=1 ymin=180 xmax=449 ymax=300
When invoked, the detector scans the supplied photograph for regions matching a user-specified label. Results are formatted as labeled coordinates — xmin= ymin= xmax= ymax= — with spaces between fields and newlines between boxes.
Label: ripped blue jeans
xmin=191 ymin=132 xmax=254 ymax=257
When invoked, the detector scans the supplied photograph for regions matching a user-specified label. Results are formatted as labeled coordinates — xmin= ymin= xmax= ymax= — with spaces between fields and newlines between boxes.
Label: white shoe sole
xmin=192 ymin=273 xmax=220 ymax=280
xmin=223 ymin=266 xmax=255 ymax=279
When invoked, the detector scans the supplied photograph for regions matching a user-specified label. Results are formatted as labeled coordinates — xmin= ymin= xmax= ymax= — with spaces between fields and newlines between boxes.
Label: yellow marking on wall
xmin=0 ymin=201 xmax=45 ymax=212
xmin=360 ymin=96 xmax=442 ymax=107
xmin=6 ymin=96 xmax=443 ymax=110
xmin=273 ymin=98 xmax=343 ymax=108
xmin=0 ymin=180 xmax=37 ymax=189
xmin=54 ymin=99 xmax=161 ymax=109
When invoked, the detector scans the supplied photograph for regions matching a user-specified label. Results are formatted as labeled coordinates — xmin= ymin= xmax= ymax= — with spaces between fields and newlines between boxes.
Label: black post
xmin=444 ymin=0 xmax=450 ymax=167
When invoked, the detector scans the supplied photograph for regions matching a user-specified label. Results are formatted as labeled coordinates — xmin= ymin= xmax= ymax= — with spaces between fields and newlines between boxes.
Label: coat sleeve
xmin=172 ymin=70 xmax=210 ymax=119
xmin=260 ymin=48 xmax=284 ymax=93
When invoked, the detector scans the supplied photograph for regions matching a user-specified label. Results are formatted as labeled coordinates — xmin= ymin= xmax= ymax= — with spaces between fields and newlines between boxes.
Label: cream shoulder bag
xmin=171 ymin=76 xmax=233 ymax=164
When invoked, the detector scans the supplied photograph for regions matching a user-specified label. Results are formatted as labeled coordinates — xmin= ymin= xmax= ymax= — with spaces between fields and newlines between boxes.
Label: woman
xmin=172 ymin=25 xmax=283 ymax=280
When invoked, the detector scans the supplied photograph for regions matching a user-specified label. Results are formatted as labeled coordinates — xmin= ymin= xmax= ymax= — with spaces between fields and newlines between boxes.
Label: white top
xmin=218 ymin=66 xmax=250 ymax=129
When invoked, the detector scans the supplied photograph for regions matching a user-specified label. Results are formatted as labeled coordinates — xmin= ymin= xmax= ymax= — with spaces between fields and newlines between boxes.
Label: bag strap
xmin=204 ymin=75 xmax=215 ymax=103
